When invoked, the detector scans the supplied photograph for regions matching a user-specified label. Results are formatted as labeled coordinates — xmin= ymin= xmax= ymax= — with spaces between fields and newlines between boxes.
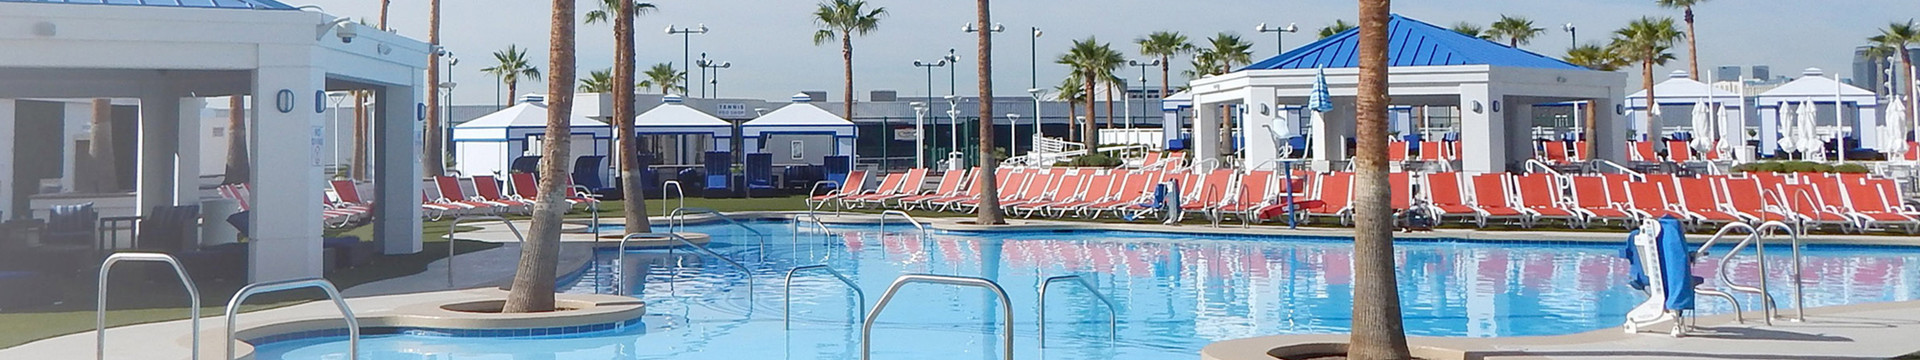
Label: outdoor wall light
xmin=1260 ymin=103 xmax=1271 ymax=116
xmin=1616 ymin=103 xmax=1626 ymax=115
xmin=1491 ymin=100 xmax=1502 ymax=113
xmin=1470 ymin=101 xmax=1484 ymax=114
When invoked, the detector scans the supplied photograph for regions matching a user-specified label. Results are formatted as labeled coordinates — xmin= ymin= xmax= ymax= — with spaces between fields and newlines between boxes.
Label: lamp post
xmin=439 ymin=81 xmax=457 ymax=166
xmin=1028 ymin=88 xmax=1042 ymax=162
xmin=946 ymin=95 xmax=961 ymax=169
xmin=666 ymin=24 xmax=709 ymax=95
xmin=696 ymin=52 xmax=708 ymax=98
xmin=700 ymin=58 xmax=731 ymax=98
xmin=912 ymin=102 xmax=927 ymax=168
xmin=943 ymin=49 xmax=960 ymax=99
xmin=1007 ymin=113 xmax=1020 ymax=160
xmin=1129 ymin=59 xmax=1160 ymax=146
xmin=1255 ymin=22 xmax=1298 ymax=55
xmin=913 ymin=58 xmax=947 ymax=159
xmin=1029 ymin=27 xmax=1042 ymax=90
xmin=1563 ymin=23 xmax=1576 ymax=46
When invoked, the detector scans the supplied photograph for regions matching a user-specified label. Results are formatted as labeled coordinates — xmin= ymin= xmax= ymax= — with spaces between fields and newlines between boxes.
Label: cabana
xmin=1624 ymin=71 xmax=1747 ymax=142
xmin=742 ymin=93 xmax=856 ymax=167
xmin=633 ymin=94 xmax=732 ymax=166
xmin=1755 ymin=68 xmax=1880 ymax=155
xmin=1188 ymin=14 xmax=1626 ymax=173
xmin=451 ymin=94 xmax=611 ymax=178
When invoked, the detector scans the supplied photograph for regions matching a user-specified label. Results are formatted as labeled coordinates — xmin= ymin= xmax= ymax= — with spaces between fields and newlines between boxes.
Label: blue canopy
xmin=1242 ymin=14 xmax=1584 ymax=71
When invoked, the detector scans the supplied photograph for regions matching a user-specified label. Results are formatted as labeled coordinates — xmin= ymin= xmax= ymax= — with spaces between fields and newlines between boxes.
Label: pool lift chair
xmin=1621 ymin=217 xmax=1717 ymax=337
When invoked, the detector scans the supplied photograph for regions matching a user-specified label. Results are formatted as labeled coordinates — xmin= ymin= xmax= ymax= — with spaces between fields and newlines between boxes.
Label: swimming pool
xmin=253 ymin=220 xmax=1920 ymax=359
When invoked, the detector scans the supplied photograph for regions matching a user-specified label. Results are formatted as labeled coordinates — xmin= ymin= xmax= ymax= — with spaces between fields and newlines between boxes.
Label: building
xmin=1753 ymin=65 xmax=1772 ymax=82
xmin=1716 ymin=65 xmax=1743 ymax=82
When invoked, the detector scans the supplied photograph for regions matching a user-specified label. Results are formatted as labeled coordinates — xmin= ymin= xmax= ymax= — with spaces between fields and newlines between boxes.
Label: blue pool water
xmin=254 ymin=221 xmax=1920 ymax=359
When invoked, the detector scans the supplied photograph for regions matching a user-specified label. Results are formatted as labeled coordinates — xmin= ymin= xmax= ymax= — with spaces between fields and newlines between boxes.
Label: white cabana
xmin=451 ymin=94 xmax=612 ymax=177
xmin=742 ymin=93 xmax=855 ymax=166
xmin=1755 ymin=68 xmax=1879 ymax=156
xmin=1625 ymin=70 xmax=1746 ymax=142
xmin=634 ymin=94 xmax=732 ymax=165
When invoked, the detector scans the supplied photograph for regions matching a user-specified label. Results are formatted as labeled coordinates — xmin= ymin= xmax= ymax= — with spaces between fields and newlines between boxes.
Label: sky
xmin=298 ymin=0 xmax=1920 ymax=104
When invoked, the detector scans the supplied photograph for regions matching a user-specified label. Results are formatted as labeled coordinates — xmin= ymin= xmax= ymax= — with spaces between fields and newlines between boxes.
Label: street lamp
xmin=1029 ymin=27 xmax=1042 ymax=90
xmin=945 ymin=95 xmax=962 ymax=169
xmin=963 ymin=22 xmax=1005 ymax=35
xmin=1028 ymin=88 xmax=1042 ymax=162
xmin=1007 ymin=113 xmax=1020 ymax=161
xmin=1255 ymin=22 xmax=1298 ymax=55
xmin=665 ymin=23 xmax=709 ymax=95
xmin=698 ymin=55 xmax=731 ymax=98
xmin=1563 ymin=23 xmax=1576 ymax=46
xmin=1129 ymin=59 xmax=1160 ymax=147
xmin=911 ymin=102 xmax=927 ymax=168
xmin=696 ymin=52 xmax=708 ymax=98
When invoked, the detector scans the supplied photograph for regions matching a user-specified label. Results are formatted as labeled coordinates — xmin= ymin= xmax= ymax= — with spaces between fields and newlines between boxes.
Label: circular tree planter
xmin=1265 ymin=343 xmax=1459 ymax=360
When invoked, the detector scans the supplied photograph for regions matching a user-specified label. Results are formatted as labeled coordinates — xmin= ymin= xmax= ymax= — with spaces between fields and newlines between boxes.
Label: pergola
xmin=1187 ymin=14 xmax=1627 ymax=173
xmin=0 ymin=0 xmax=428 ymax=281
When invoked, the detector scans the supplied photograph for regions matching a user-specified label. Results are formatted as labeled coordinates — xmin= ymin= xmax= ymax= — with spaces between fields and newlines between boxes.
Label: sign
xmin=716 ymin=103 xmax=750 ymax=118
xmin=311 ymin=125 xmax=326 ymax=166
xmin=893 ymin=128 xmax=917 ymax=141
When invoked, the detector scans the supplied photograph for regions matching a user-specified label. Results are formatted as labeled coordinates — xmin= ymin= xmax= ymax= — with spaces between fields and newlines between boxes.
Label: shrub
xmin=1061 ymin=153 xmax=1123 ymax=167
xmin=1834 ymin=163 xmax=1871 ymax=173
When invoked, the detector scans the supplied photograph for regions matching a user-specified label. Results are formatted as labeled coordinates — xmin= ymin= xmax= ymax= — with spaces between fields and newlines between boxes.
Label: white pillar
xmin=138 ymin=93 xmax=181 ymax=215
xmin=1458 ymin=84 xmax=1500 ymax=173
xmin=1590 ymin=95 xmax=1626 ymax=163
xmin=1191 ymin=101 xmax=1219 ymax=167
xmin=0 ymin=99 xmax=13 ymax=217
xmin=1242 ymin=87 xmax=1279 ymax=171
xmin=1312 ymin=104 xmax=1356 ymax=172
xmin=1161 ymin=109 xmax=1181 ymax=151
xmin=1759 ymin=105 xmax=1778 ymax=156
xmin=176 ymin=98 xmax=203 ymax=205
xmin=1502 ymin=102 xmax=1535 ymax=172
xmin=374 ymin=77 xmax=425 ymax=255
xmin=1856 ymin=104 xmax=1879 ymax=150
xmin=248 ymin=63 xmax=327 ymax=282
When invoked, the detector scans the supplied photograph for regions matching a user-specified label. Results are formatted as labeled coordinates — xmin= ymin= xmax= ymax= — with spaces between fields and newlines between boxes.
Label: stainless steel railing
xmin=97 ymin=253 xmax=200 ymax=360
xmin=1038 ymin=274 xmax=1117 ymax=346
xmin=784 ymin=264 xmax=866 ymax=329
xmin=1696 ymin=220 xmax=1805 ymax=325
xmin=862 ymin=274 xmax=1012 ymax=360
xmin=877 ymin=210 xmax=927 ymax=234
xmin=662 ymin=180 xmax=686 ymax=218
xmin=668 ymin=208 xmax=768 ymax=240
xmin=225 ymin=279 xmax=357 ymax=360
xmin=445 ymin=215 xmax=524 ymax=287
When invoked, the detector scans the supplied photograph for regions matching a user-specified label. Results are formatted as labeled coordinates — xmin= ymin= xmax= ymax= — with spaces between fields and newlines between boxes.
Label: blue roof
xmin=0 ymin=0 xmax=296 ymax=10
xmin=1243 ymin=14 xmax=1584 ymax=71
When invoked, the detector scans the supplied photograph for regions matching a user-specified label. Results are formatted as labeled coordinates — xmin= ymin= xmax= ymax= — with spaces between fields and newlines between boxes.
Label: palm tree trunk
xmin=1083 ymin=73 xmax=1098 ymax=150
xmin=81 ymin=99 xmax=118 ymax=192
xmin=507 ymin=80 xmax=518 ymax=106
xmin=227 ymin=96 xmax=252 ymax=184
xmin=1902 ymin=52 xmax=1915 ymax=126
xmin=842 ymin=33 xmax=856 ymax=120
xmin=378 ymin=0 xmax=390 ymax=30
xmin=1684 ymin=7 xmax=1698 ymax=81
xmin=1349 ymin=0 xmax=1411 ymax=358
xmin=504 ymin=0 xmax=575 ymax=314
xmin=614 ymin=0 xmax=649 ymax=233
xmin=1644 ymin=60 xmax=1659 ymax=143
xmin=1158 ymin=55 xmax=1170 ymax=97
xmin=1104 ymin=80 xmax=1115 ymax=130
xmin=974 ymin=0 xmax=1004 ymax=225
xmin=424 ymin=0 xmax=445 ymax=177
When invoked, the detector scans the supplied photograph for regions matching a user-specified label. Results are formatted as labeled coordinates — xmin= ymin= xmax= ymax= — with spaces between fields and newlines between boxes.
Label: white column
xmin=1161 ymin=110 xmax=1180 ymax=150
xmin=1503 ymin=101 xmax=1535 ymax=171
xmin=0 ymin=99 xmax=13 ymax=216
xmin=1457 ymin=84 xmax=1500 ymax=173
xmin=374 ymin=77 xmax=425 ymax=255
xmin=1758 ymin=105 xmax=1778 ymax=156
xmin=1191 ymin=101 xmax=1219 ymax=167
xmin=175 ymin=98 xmax=203 ymax=205
xmin=138 ymin=93 xmax=181 ymax=215
xmin=1590 ymin=95 xmax=1626 ymax=163
xmin=1242 ymin=88 xmax=1279 ymax=171
xmin=248 ymin=62 xmax=327 ymax=282
xmin=1312 ymin=104 xmax=1356 ymax=172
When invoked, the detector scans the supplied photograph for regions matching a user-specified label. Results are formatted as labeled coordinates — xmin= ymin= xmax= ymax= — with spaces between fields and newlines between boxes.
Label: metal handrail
xmin=662 ymin=180 xmax=686 ymax=218
xmin=225 ymin=278 xmax=357 ymax=360
xmin=97 ymin=253 xmax=200 ymax=360
xmin=1038 ymin=275 xmax=1117 ymax=346
xmin=877 ymin=210 xmax=927 ymax=234
xmin=669 ymin=207 xmax=769 ymax=241
xmin=862 ymin=274 xmax=1012 ymax=360
xmin=807 ymin=180 xmax=845 ymax=215
xmin=1702 ymin=221 xmax=1803 ymax=324
xmin=1523 ymin=159 xmax=1563 ymax=177
xmin=792 ymin=213 xmax=833 ymax=236
xmin=1592 ymin=159 xmax=1642 ymax=178
xmin=446 ymin=215 xmax=524 ymax=287
xmin=784 ymin=264 xmax=867 ymax=329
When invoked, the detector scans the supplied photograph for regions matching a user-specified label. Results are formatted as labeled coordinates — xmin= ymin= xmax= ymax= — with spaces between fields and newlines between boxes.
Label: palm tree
xmin=1655 ymin=0 xmax=1708 ymax=80
xmin=1199 ymin=33 xmax=1253 ymax=157
xmin=1563 ymin=43 xmax=1627 ymax=71
xmin=1318 ymin=20 xmax=1355 ymax=39
xmin=1136 ymin=31 xmax=1192 ymax=98
xmin=811 ymin=0 xmax=886 ymax=120
xmin=1450 ymin=22 xmax=1493 ymax=40
xmin=579 ymin=69 xmax=613 ymax=92
xmin=640 ymin=63 xmax=685 ymax=95
xmin=1610 ymin=17 xmax=1683 ymax=142
xmin=1488 ymin=15 xmax=1545 ymax=48
xmin=584 ymin=0 xmax=657 ymax=233
xmin=505 ymin=0 xmax=577 ymax=314
xmin=1054 ymin=77 xmax=1085 ymax=140
xmin=971 ymin=0 xmax=1003 ymax=225
xmin=1058 ymin=37 xmax=1110 ymax=150
xmin=482 ymin=45 xmax=543 ymax=105
xmin=1350 ymin=0 xmax=1411 ymax=357
xmin=1871 ymin=20 xmax=1919 ymax=124
xmin=424 ymin=0 xmax=444 ymax=176
xmin=1091 ymin=45 xmax=1125 ymax=131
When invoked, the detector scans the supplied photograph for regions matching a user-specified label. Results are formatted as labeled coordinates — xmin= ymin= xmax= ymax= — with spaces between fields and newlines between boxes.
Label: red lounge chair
xmin=433 ymin=176 xmax=507 ymax=214
xmin=954 ymin=169 xmax=1038 ymax=213
xmin=1035 ymin=171 xmax=1116 ymax=218
xmin=1387 ymin=141 xmax=1411 ymax=163
xmin=1774 ymin=182 xmax=1854 ymax=232
xmin=1422 ymin=172 xmax=1484 ymax=226
xmin=1388 ymin=172 xmax=1413 ymax=214
xmin=1541 ymin=141 xmax=1570 ymax=164
xmin=1514 ymin=174 xmax=1581 ymax=227
xmin=1630 ymin=142 xmax=1658 ymax=163
xmin=1301 ymin=172 xmax=1354 ymax=225
xmin=1842 ymin=178 xmax=1919 ymax=234
xmin=930 ymin=168 xmax=1011 ymax=212
xmin=1718 ymin=175 xmax=1787 ymax=222
xmin=1673 ymin=177 xmax=1746 ymax=225
xmin=1625 ymin=182 xmax=1688 ymax=223
xmin=1210 ymin=170 xmax=1274 ymax=226
xmin=1570 ymin=176 xmax=1634 ymax=226
xmin=896 ymin=170 xmax=967 ymax=210
xmin=508 ymin=172 xmax=592 ymax=208
xmin=420 ymin=190 xmax=463 ymax=219
xmin=807 ymin=170 xmax=867 ymax=210
xmin=1080 ymin=170 xmax=1160 ymax=219
xmin=1458 ymin=173 xmax=1529 ymax=228
xmin=470 ymin=175 xmax=533 ymax=214
xmin=1007 ymin=169 xmax=1086 ymax=217
xmin=1167 ymin=170 xmax=1231 ymax=222
xmin=1569 ymin=141 xmax=1589 ymax=162
xmin=1665 ymin=139 xmax=1693 ymax=163
xmin=865 ymin=168 xmax=930 ymax=207
xmin=845 ymin=171 xmax=908 ymax=207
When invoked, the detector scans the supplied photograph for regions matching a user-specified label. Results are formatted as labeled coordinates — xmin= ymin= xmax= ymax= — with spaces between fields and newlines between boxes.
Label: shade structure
xmin=742 ymin=94 xmax=857 ymax=166
xmin=451 ymin=95 xmax=614 ymax=178
xmin=1626 ymin=71 xmax=1743 ymax=140
xmin=633 ymin=94 xmax=734 ymax=165
xmin=1755 ymin=68 xmax=1880 ymax=154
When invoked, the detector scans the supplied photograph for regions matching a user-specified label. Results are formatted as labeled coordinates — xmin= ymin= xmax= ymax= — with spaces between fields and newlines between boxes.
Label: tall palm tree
xmin=505 ymin=0 xmax=577 ymax=314
xmin=1611 ymin=17 xmax=1683 ymax=142
xmin=971 ymin=0 xmax=1003 ymax=225
xmin=578 ymin=69 xmax=613 ymax=92
xmin=482 ymin=45 xmax=543 ymax=106
xmin=1450 ymin=22 xmax=1493 ymax=40
xmin=1092 ymin=45 xmax=1125 ymax=131
xmin=1564 ymin=43 xmax=1627 ymax=71
xmin=424 ymin=0 xmax=445 ymax=176
xmin=1488 ymin=15 xmax=1545 ymax=48
xmin=1136 ymin=31 xmax=1192 ymax=98
xmin=1055 ymin=77 xmax=1085 ymax=141
xmin=1871 ymin=20 xmax=1919 ymax=124
xmin=1655 ymin=0 xmax=1708 ymax=80
xmin=1351 ymin=0 xmax=1410 ymax=357
xmin=1058 ymin=37 xmax=1110 ymax=150
xmin=585 ymin=0 xmax=657 ymax=233
xmin=1318 ymin=20 xmax=1355 ymax=39
xmin=811 ymin=0 xmax=886 ymax=120
xmin=640 ymin=63 xmax=685 ymax=95
xmin=1199 ymin=33 xmax=1253 ymax=157
xmin=225 ymin=96 xmax=250 ymax=184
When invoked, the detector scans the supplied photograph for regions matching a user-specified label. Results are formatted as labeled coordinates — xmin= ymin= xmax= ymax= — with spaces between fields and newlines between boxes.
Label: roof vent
xmin=791 ymin=93 xmax=812 ymax=103
xmin=1667 ymin=70 xmax=1690 ymax=79
xmin=1801 ymin=68 xmax=1824 ymax=77
xmin=663 ymin=94 xmax=684 ymax=104
xmin=520 ymin=94 xmax=545 ymax=104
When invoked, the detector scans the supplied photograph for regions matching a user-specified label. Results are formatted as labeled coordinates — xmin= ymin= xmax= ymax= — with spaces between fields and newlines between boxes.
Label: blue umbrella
xmin=1308 ymin=67 xmax=1333 ymax=113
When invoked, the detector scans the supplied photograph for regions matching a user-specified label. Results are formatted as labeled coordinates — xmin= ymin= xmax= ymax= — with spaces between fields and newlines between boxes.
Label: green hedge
xmin=1054 ymin=153 xmax=1124 ymax=167
xmin=1732 ymin=161 xmax=1870 ymax=174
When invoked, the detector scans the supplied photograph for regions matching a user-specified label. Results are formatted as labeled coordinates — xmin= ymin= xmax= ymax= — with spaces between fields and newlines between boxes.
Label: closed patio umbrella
xmin=1886 ymin=98 xmax=1910 ymax=160
xmin=1776 ymin=101 xmax=1796 ymax=156
xmin=1689 ymin=101 xmax=1715 ymax=155
xmin=1717 ymin=102 xmax=1744 ymax=161
xmin=1797 ymin=100 xmax=1824 ymax=161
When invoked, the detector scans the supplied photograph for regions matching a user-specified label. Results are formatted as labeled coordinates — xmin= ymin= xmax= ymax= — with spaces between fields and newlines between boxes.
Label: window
xmin=790 ymin=140 xmax=805 ymax=160
xmin=524 ymin=135 xmax=542 ymax=156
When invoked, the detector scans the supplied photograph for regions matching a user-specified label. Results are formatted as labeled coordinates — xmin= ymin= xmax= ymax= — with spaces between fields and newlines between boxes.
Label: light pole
xmin=946 ymin=95 xmax=962 ymax=169
xmin=912 ymin=102 xmax=928 ymax=168
xmin=1563 ymin=23 xmax=1576 ymax=46
xmin=1129 ymin=59 xmax=1160 ymax=147
xmin=943 ymin=49 xmax=960 ymax=99
xmin=1029 ymin=27 xmax=1042 ymax=90
xmin=700 ymin=57 xmax=731 ymax=98
xmin=1028 ymin=88 xmax=1042 ymax=162
xmin=1007 ymin=113 xmax=1020 ymax=160
xmin=696 ymin=52 xmax=708 ymax=98
xmin=1255 ymin=22 xmax=1298 ymax=55
xmin=666 ymin=23 xmax=709 ymax=95
xmin=913 ymin=58 xmax=947 ymax=158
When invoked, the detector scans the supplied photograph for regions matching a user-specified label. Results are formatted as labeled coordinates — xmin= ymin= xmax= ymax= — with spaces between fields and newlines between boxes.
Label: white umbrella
xmin=1777 ymin=101 xmax=1796 ymax=156
xmin=1886 ymin=98 xmax=1910 ymax=160
xmin=1689 ymin=101 xmax=1715 ymax=155
xmin=1718 ymin=103 xmax=1743 ymax=160
xmin=1798 ymin=99 xmax=1824 ymax=161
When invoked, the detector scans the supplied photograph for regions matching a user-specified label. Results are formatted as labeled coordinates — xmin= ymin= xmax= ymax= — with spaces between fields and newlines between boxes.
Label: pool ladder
xmin=857 ymin=273 xmax=1121 ymax=359
xmin=1039 ymin=275 xmax=1117 ymax=346
xmin=225 ymin=278 xmax=359 ymax=360
xmin=614 ymin=233 xmax=756 ymax=297
xmin=783 ymin=264 xmax=867 ymax=329
xmin=877 ymin=210 xmax=928 ymax=235
xmin=668 ymin=207 xmax=769 ymax=242
xmin=97 ymin=253 xmax=200 ymax=360
xmin=1696 ymin=221 xmax=1806 ymax=325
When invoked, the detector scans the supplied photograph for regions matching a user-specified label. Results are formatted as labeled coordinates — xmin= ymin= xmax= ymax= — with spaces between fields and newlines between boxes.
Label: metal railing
xmin=862 ymin=274 xmax=1012 ymax=360
xmin=1038 ymin=275 xmax=1117 ymax=346
xmin=806 ymin=180 xmax=845 ymax=215
xmin=662 ymin=180 xmax=685 ymax=218
xmin=876 ymin=210 xmax=927 ymax=234
xmin=446 ymin=215 xmax=525 ymax=287
xmin=225 ymin=278 xmax=357 ymax=360
xmin=668 ymin=207 xmax=767 ymax=240
xmin=1699 ymin=220 xmax=1804 ymax=324
xmin=97 ymin=253 xmax=200 ymax=360
xmin=784 ymin=264 xmax=867 ymax=329
xmin=1592 ymin=159 xmax=1643 ymax=178
xmin=614 ymin=233 xmax=756 ymax=297
xmin=1523 ymin=159 xmax=1564 ymax=177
